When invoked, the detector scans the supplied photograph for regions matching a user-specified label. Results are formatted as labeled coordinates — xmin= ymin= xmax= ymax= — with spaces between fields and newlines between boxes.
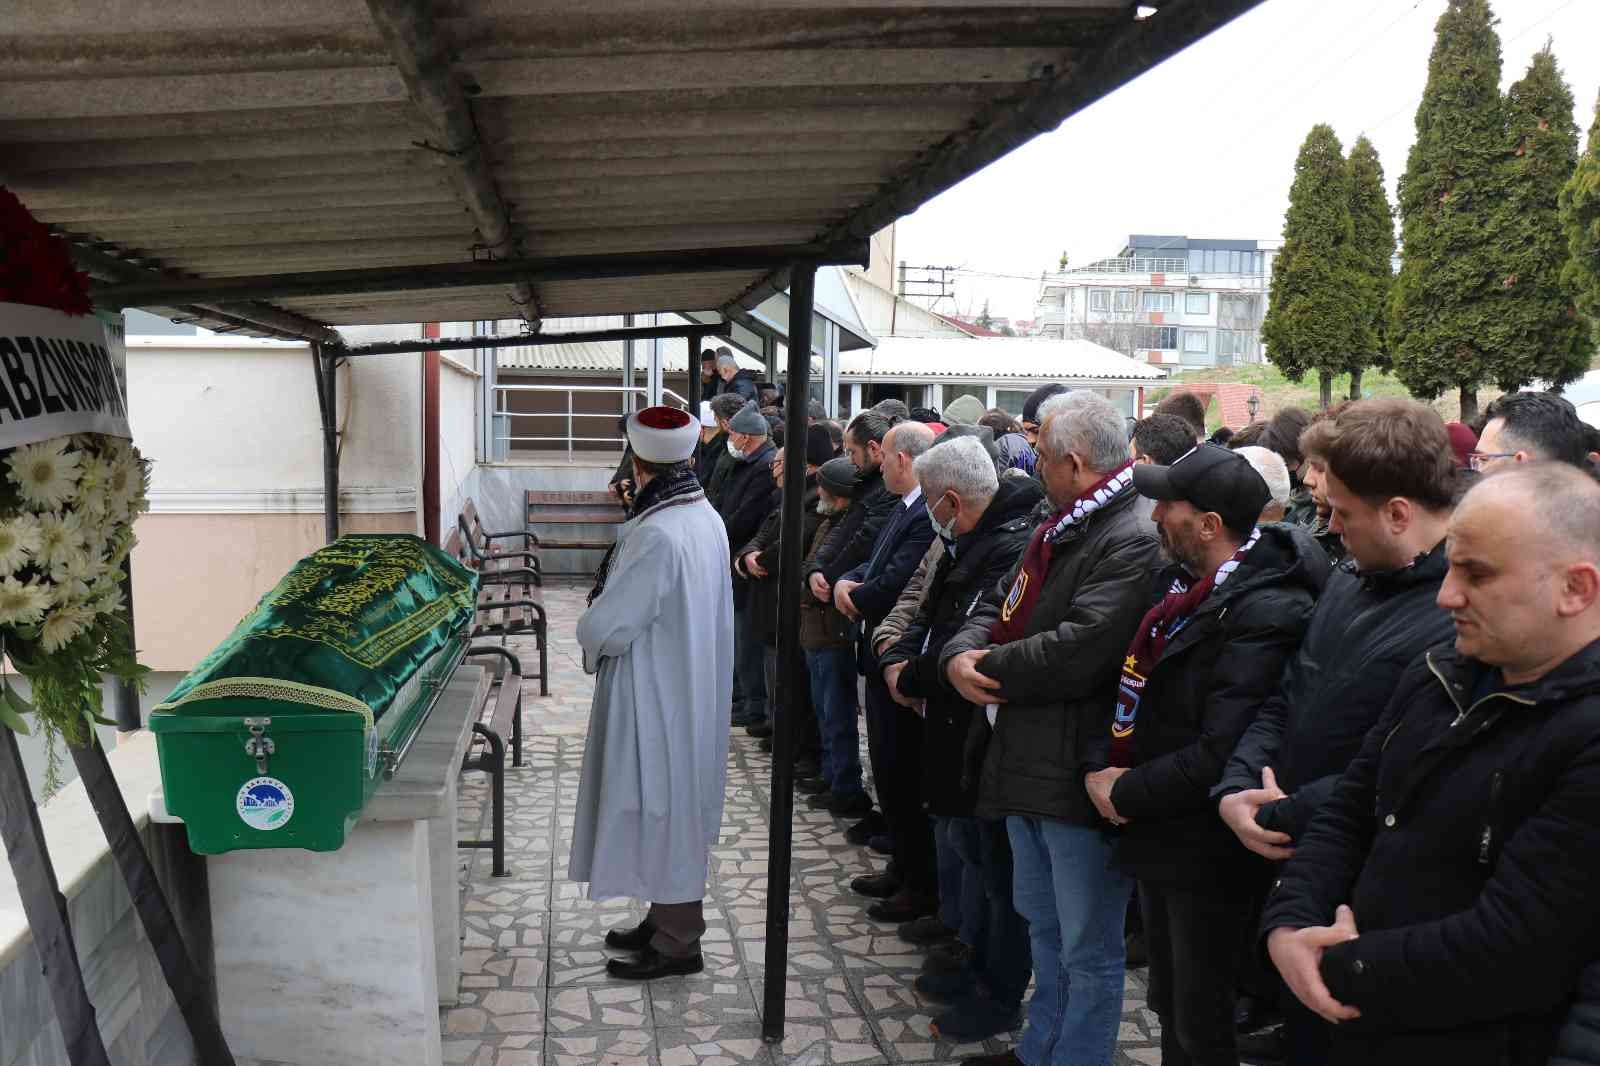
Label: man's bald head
xmin=1467 ymin=462 xmax=1600 ymax=563
xmin=1441 ymin=462 xmax=1600 ymax=683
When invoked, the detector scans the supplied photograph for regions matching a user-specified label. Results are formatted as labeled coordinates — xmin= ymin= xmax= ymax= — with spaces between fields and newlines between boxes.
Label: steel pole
xmin=761 ymin=262 xmax=816 ymax=1043
xmin=312 ymin=343 xmax=340 ymax=542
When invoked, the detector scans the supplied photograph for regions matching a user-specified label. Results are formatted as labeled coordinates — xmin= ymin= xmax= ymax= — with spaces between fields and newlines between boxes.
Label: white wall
xmin=438 ymin=356 xmax=481 ymax=541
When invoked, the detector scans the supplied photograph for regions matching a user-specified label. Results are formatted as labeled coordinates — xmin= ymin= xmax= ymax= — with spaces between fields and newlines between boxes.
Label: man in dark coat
xmin=882 ymin=435 xmax=1043 ymax=1043
xmin=1215 ymin=399 xmax=1457 ymax=1065
xmin=701 ymin=394 xmax=747 ymax=506
xmin=1083 ymin=444 xmax=1325 ymax=1066
xmin=711 ymin=349 xmax=760 ymax=403
xmin=942 ymin=391 xmax=1161 ymax=1066
xmin=718 ymin=403 xmax=778 ymax=729
xmin=834 ymin=421 xmax=937 ymax=921
xmin=1263 ymin=462 xmax=1600 ymax=1066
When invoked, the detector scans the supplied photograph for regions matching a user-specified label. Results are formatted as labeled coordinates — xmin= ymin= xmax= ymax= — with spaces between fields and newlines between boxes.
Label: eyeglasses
xmin=1468 ymin=451 xmax=1517 ymax=472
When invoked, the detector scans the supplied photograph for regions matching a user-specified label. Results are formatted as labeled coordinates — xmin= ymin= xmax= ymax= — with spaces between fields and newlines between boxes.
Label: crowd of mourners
xmin=644 ymin=345 xmax=1600 ymax=1066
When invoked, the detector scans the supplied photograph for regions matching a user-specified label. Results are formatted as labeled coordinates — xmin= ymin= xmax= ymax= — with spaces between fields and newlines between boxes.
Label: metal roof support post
xmin=686 ymin=321 xmax=703 ymax=418
xmin=312 ymin=343 xmax=341 ymax=542
xmin=821 ymin=319 xmax=841 ymax=418
xmin=761 ymin=261 xmax=815 ymax=1045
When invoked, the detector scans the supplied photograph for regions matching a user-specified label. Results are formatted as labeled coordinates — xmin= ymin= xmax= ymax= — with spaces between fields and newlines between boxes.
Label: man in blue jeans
xmin=940 ymin=393 xmax=1161 ymax=1066
xmin=797 ymin=456 xmax=869 ymax=814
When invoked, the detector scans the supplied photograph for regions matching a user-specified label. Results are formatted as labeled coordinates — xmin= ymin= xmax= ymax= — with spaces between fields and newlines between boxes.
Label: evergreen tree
xmin=1496 ymin=45 xmax=1592 ymax=391
xmin=1346 ymin=135 xmax=1395 ymax=401
xmin=1261 ymin=124 xmax=1369 ymax=408
xmin=1389 ymin=0 xmax=1511 ymax=422
xmin=1561 ymin=90 xmax=1600 ymax=324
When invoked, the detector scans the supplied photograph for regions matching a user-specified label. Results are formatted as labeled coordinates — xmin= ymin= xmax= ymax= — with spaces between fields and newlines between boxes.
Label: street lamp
xmin=1247 ymin=392 xmax=1261 ymax=422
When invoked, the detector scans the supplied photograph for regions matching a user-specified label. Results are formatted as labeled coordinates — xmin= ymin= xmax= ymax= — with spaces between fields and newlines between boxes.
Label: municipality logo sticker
xmin=237 ymin=776 xmax=295 ymax=831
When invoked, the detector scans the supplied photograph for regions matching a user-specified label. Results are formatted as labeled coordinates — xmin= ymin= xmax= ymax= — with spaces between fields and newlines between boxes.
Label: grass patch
xmin=1152 ymin=365 xmax=1496 ymax=432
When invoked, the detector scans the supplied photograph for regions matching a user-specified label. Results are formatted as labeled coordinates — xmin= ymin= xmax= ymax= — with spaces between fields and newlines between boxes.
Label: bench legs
xmin=460 ymin=723 xmax=507 ymax=878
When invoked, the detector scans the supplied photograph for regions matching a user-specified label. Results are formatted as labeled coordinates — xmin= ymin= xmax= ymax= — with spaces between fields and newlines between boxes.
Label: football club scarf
xmin=1108 ymin=526 xmax=1261 ymax=766
xmin=988 ymin=461 xmax=1135 ymax=646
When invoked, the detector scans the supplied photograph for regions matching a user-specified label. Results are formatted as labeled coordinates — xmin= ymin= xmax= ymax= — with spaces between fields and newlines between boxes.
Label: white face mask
xmin=727 ymin=439 xmax=745 ymax=460
xmin=926 ymin=494 xmax=958 ymax=543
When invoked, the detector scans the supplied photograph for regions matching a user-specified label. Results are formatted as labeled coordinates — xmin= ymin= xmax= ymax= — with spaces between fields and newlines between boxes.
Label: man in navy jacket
xmin=836 ymin=420 xmax=938 ymax=920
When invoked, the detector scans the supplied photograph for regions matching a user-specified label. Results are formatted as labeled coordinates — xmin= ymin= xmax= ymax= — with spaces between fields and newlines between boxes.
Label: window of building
xmin=1115 ymin=289 xmax=1135 ymax=312
xmin=994 ymin=389 xmax=1032 ymax=416
xmin=1185 ymin=291 xmax=1210 ymax=315
xmin=1184 ymin=329 xmax=1209 ymax=353
xmin=1217 ymin=329 xmax=1255 ymax=364
xmin=1136 ymin=326 xmax=1179 ymax=350
xmin=1089 ymin=289 xmax=1111 ymax=312
xmin=943 ymin=384 xmax=986 ymax=411
xmin=1141 ymin=290 xmax=1176 ymax=313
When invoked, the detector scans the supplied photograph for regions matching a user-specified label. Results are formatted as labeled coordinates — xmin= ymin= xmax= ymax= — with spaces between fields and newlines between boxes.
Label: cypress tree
xmin=1495 ymin=46 xmax=1592 ymax=391
xmin=1561 ymin=90 xmax=1600 ymax=325
xmin=1346 ymin=136 xmax=1395 ymax=401
xmin=1262 ymin=124 xmax=1369 ymax=409
xmin=1390 ymin=0 xmax=1511 ymax=422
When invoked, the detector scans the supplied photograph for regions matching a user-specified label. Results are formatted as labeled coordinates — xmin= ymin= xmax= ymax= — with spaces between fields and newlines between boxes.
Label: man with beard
xmin=572 ymin=407 xmax=732 ymax=979
xmin=1084 ymin=444 xmax=1325 ymax=1066
xmin=1216 ymin=398 xmax=1457 ymax=1064
xmin=1264 ymin=463 xmax=1600 ymax=1066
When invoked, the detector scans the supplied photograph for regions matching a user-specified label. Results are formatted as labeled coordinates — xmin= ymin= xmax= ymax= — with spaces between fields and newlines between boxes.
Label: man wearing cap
xmin=1083 ymin=444 xmax=1325 ymax=1065
xmin=572 ymin=406 xmax=733 ymax=980
xmin=719 ymin=403 xmax=779 ymax=731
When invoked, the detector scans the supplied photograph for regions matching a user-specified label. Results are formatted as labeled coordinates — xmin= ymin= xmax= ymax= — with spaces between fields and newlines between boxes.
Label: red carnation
xmin=0 ymin=186 xmax=93 ymax=316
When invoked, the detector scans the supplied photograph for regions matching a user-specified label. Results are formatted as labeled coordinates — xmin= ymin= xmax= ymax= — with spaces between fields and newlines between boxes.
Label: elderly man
xmin=719 ymin=404 xmax=778 ymax=731
xmin=1263 ymin=462 xmax=1600 ymax=1066
xmin=1217 ymin=398 xmax=1457 ymax=1065
xmin=1472 ymin=390 xmax=1591 ymax=471
xmin=1083 ymin=444 xmax=1323 ymax=1066
xmin=836 ymin=422 xmax=938 ymax=919
xmin=943 ymin=392 xmax=1161 ymax=1066
xmin=882 ymin=435 xmax=1044 ymax=1042
xmin=712 ymin=347 xmax=759 ymax=402
xmin=572 ymin=406 xmax=732 ymax=980
xmin=702 ymin=393 xmax=750 ymax=506
xmin=1235 ymin=445 xmax=1292 ymax=523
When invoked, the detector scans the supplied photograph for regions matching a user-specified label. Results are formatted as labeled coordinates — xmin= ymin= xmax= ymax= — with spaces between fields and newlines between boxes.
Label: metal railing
xmin=492 ymin=383 xmax=689 ymax=461
xmin=1066 ymin=256 xmax=1189 ymax=275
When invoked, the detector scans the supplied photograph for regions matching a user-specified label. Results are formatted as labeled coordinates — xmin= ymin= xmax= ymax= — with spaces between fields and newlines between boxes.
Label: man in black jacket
xmin=942 ymin=391 xmax=1161 ymax=1066
xmin=711 ymin=348 xmax=760 ymax=403
xmin=835 ymin=421 xmax=937 ymax=920
xmin=1084 ymin=444 xmax=1325 ymax=1066
xmin=883 ymin=435 xmax=1043 ymax=1043
xmin=1215 ymin=399 xmax=1457 ymax=1064
xmin=1263 ymin=462 xmax=1600 ymax=1066
xmin=719 ymin=403 xmax=778 ymax=730
xmin=703 ymin=393 xmax=749 ymax=506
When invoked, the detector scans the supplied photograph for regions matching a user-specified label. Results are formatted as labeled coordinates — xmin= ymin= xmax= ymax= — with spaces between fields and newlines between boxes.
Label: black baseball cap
xmin=1132 ymin=443 xmax=1270 ymax=538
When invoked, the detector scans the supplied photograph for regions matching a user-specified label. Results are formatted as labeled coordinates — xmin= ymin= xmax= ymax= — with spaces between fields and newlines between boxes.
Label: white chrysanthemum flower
xmin=39 ymin=604 xmax=93 ymax=653
xmin=51 ymin=549 xmax=97 ymax=606
xmin=89 ymin=580 xmax=124 ymax=618
xmin=0 ymin=575 xmax=50 ymax=627
xmin=73 ymin=455 xmax=112 ymax=519
xmin=0 ymin=513 xmax=42 ymax=577
xmin=7 ymin=439 xmax=82 ymax=509
xmin=36 ymin=510 xmax=87 ymax=571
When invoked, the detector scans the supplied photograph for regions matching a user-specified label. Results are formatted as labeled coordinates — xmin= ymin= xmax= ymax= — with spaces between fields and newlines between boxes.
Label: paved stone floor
xmin=448 ymin=581 xmax=1161 ymax=1066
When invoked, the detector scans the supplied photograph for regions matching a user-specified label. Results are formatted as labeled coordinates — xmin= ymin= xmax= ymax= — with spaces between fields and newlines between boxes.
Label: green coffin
xmin=150 ymin=534 xmax=479 ymax=854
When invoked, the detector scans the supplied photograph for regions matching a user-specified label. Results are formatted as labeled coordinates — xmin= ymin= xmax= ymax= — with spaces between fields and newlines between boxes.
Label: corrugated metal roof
xmin=1 ymin=1 xmax=1261 ymax=335
xmin=841 ymin=336 xmax=1167 ymax=383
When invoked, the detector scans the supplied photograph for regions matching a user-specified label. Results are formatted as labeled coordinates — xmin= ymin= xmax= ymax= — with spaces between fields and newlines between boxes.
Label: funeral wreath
xmin=0 ymin=185 xmax=149 ymax=792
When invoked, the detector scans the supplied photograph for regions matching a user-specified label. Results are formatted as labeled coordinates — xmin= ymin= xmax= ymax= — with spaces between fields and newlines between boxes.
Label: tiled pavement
xmin=448 ymin=581 xmax=1162 ymax=1066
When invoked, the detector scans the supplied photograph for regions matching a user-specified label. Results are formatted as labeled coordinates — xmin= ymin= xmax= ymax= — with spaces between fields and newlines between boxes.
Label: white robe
xmin=568 ymin=490 xmax=733 ymax=903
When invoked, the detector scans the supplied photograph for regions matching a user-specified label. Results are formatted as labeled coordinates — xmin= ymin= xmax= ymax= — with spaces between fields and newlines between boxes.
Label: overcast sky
xmin=893 ymin=0 xmax=1600 ymax=323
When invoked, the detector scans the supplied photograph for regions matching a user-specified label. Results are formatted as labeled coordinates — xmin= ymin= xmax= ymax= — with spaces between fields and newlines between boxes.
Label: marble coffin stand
xmin=155 ymin=666 xmax=487 ymax=1066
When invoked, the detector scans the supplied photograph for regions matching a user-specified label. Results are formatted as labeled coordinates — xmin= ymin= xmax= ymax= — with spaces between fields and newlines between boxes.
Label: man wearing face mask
xmin=717 ymin=403 xmax=778 ymax=731
xmin=880 ymin=435 xmax=1043 ymax=1042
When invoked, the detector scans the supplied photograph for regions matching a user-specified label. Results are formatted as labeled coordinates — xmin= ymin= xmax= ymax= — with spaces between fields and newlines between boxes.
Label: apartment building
xmin=1033 ymin=235 xmax=1279 ymax=370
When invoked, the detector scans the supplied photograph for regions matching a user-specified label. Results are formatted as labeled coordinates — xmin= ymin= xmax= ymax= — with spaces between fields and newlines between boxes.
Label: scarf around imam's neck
xmin=987 ymin=461 xmax=1135 ymax=646
xmin=1107 ymin=526 xmax=1262 ymax=767
xmin=586 ymin=464 xmax=703 ymax=607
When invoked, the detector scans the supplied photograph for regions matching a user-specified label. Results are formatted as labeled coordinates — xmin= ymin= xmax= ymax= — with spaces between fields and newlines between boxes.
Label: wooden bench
xmin=458 ymin=645 xmax=524 ymax=878
xmin=524 ymin=490 xmax=627 ymax=559
xmin=445 ymin=517 xmax=549 ymax=697
xmin=459 ymin=499 xmax=543 ymax=586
